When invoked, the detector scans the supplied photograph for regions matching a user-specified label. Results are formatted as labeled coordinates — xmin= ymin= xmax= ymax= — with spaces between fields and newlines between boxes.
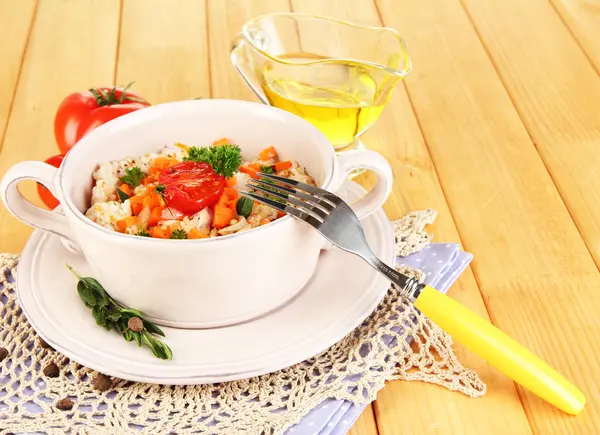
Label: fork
xmin=243 ymin=172 xmax=585 ymax=415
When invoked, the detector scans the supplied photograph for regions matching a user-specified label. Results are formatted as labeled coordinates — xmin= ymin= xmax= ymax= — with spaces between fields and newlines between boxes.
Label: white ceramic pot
xmin=1 ymin=99 xmax=393 ymax=328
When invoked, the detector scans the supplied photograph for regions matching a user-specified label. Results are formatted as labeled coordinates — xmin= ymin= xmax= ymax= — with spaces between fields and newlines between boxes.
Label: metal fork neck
xmin=365 ymin=254 xmax=424 ymax=303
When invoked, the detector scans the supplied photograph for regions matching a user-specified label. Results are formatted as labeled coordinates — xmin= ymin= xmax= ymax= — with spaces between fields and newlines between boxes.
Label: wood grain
xmin=550 ymin=0 xmax=600 ymax=72
xmin=348 ymin=403 xmax=379 ymax=435
xmin=207 ymin=0 xmax=290 ymax=100
xmin=0 ymin=0 xmax=119 ymax=253
xmin=0 ymin=0 xmax=36 ymax=151
xmin=377 ymin=0 xmax=600 ymax=432
xmin=290 ymin=1 xmax=531 ymax=434
xmin=117 ymin=0 xmax=210 ymax=103
xmin=461 ymin=0 xmax=600 ymax=292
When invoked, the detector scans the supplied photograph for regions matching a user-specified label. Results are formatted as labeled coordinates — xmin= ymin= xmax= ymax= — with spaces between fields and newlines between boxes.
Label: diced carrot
xmin=142 ymin=196 xmax=154 ymax=211
xmin=149 ymin=166 xmax=162 ymax=177
xmin=188 ymin=228 xmax=208 ymax=239
xmin=168 ymin=158 xmax=179 ymax=167
xmin=150 ymin=226 xmax=169 ymax=239
xmin=115 ymin=220 xmax=127 ymax=233
xmin=150 ymin=191 xmax=164 ymax=207
xmin=274 ymin=160 xmax=292 ymax=172
xmin=259 ymin=146 xmax=278 ymax=162
xmin=219 ymin=187 xmax=239 ymax=206
xmin=152 ymin=157 xmax=172 ymax=170
xmin=212 ymin=206 xmax=235 ymax=229
xmin=174 ymin=142 xmax=190 ymax=151
xmin=116 ymin=216 xmax=137 ymax=232
xmin=119 ymin=183 xmax=132 ymax=196
xmin=148 ymin=206 xmax=165 ymax=227
xmin=225 ymin=175 xmax=237 ymax=187
xmin=276 ymin=211 xmax=287 ymax=218
xmin=248 ymin=163 xmax=260 ymax=171
xmin=239 ymin=165 xmax=259 ymax=179
xmin=212 ymin=137 xmax=231 ymax=146
xmin=130 ymin=195 xmax=144 ymax=216
xmin=260 ymin=218 xmax=271 ymax=226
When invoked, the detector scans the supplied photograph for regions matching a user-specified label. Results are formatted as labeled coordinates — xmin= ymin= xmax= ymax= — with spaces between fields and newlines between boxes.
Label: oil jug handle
xmin=230 ymin=36 xmax=270 ymax=105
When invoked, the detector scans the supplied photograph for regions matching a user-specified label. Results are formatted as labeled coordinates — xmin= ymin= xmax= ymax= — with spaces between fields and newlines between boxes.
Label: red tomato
xmin=37 ymin=154 xmax=65 ymax=209
xmin=54 ymin=82 xmax=150 ymax=154
xmin=159 ymin=161 xmax=225 ymax=215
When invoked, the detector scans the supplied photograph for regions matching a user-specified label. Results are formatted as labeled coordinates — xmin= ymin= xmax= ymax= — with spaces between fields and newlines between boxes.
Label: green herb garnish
xmin=170 ymin=229 xmax=188 ymax=239
xmin=259 ymin=165 xmax=275 ymax=174
xmin=120 ymin=167 xmax=146 ymax=188
xmin=184 ymin=144 xmax=242 ymax=178
xmin=66 ymin=265 xmax=172 ymax=360
xmin=236 ymin=197 xmax=254 ymax=218
xmin=155 ymin=184 xmax=166 ymax=194
xmin=136 ymin=230 xmax=151 ymax=237
xmin=116 ymin=188 xmax=131 ymax=202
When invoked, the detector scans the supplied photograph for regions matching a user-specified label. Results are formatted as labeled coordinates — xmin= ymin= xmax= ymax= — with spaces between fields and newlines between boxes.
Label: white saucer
xmin=16 ymin=179 xmax=394 ymax=385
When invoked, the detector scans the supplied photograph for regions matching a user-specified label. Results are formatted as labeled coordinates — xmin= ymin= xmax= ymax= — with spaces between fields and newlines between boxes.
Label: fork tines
xmin=242 ymin=172 xmax=339 ymax=226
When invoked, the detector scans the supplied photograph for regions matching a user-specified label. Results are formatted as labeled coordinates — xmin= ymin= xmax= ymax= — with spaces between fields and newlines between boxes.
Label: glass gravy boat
xmin=231 ymin=13 xmax=411 ymax=153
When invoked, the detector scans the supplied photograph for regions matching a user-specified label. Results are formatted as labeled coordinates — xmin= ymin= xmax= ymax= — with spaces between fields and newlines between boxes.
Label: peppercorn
xmin=57 ymin=398 xmax=74 ymax=411
xmin=92 ymin=373 xmax=112 ymax=392
xmin=43 ymin=362 xmax=60 ymax=378
xmin=0 ymin=347 xmax=8 ymax=362
xmin=128 ymin=317 xmax=144 ymax=332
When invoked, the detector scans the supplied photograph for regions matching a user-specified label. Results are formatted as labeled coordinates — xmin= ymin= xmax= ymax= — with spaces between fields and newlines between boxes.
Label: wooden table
xmin=1 ymin=0 xmax=599 ymax=433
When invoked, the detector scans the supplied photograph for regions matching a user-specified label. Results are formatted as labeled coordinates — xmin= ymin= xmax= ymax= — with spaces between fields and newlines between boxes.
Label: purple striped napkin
xmin=286 ymin=242 xmax=473 ymax=434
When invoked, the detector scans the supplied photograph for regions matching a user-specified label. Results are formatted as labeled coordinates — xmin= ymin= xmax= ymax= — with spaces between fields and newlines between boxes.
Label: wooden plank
xmin=207 ymin=0 xmax=290 ymax=100
xmin=461 ymin=0 xmax=600 ymax=288
xmin=349 ymin=403 xmax=379 ymax=435
xmin=117 ymin=0 xmax=210 ymax=103
xmin=377 ymin=0 xmax=600 ymax=433
xmin=0 ymin=0 xmax=36 ymax=150
xmin=0 ymin=0 xmax=120 ymax=253
xmin=550 ymin=0 xmax=600 ymax=72
xmin=289 ymin=1 xmax=531 ymax=434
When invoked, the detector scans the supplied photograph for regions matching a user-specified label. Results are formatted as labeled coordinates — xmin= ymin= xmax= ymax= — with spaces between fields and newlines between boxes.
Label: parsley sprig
xmin=66 ymin=265 xmax=172 ymax=360
xmin=170 ymin=229 xmax=188 ymax=239
xmin=183 ymin=144 xmax=242 ymax=178
xmin=120 ymin=167 xmax=146 ymax=188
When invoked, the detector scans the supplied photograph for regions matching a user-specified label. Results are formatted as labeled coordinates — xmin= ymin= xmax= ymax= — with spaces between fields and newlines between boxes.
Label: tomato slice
xmin=159 ymin=161 xmax=225 ymax=215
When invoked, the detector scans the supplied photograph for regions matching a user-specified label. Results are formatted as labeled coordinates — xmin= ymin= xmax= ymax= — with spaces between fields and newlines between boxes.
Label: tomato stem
xmin=89 ymin=81 xmax=149 ymax=107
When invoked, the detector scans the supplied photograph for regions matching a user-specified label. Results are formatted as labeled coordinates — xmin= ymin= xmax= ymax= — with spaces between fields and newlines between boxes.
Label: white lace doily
xmin=0 ymin=210 xmax=485 ymax=434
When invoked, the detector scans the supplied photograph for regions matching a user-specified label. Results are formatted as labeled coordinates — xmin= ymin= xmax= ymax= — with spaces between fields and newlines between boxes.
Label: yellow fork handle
xmin=413 ymin=285 xmax=586 ymax=415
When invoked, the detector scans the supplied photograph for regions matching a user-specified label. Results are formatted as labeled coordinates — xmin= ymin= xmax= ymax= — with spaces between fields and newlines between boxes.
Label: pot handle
xmin=333 ymin=150 xmax=394 ymax=219
xmin=0 ymin=161 xmax=80 ymax=253
xmin=230 ymin=36 xmax=270 ymax=105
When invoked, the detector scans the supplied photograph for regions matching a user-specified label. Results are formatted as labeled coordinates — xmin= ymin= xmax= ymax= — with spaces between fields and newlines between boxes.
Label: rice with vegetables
xmin=85 ymin=139 xmax=315 ymax=239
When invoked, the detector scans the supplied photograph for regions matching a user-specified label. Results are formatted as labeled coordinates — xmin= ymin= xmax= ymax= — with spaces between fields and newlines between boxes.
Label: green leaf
xmin=259 ymin=165 xmax=275 ymax=174
xmin=183 ymin=144 xmax=242 ymax=178
xmin=170 ymin=229 xmax=188 ymax=239
xmin=133 ymin=332 xmax=142 ymax=347
xmin=119 ymin=167 xmax=146 ymax=188
xmin=236 ymin=197 xmax=254 ymax=218
xmin=143 ymin=321 xmax=165 ymax=337
xmin=155 ymin=184 xmax=166 ymax=194
xmin=117 ymin=188 xmax=131 ymax=202
xmin=78 ymin=284 xmax=97 ymax=307
xmin=123 ymin=329 xmax=134 ymax=342
xmin=92 ymin=306 xmax=107 ymax=326
xmin=156 ymin=341 xmax=173 ymax=360
xmin=119 ymin=307 xmax=144 ymax=318
xmin=106 ymin=310 xmax=122 ymax=323
xmin=136 ymin=230 xmax=151 ymax=237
